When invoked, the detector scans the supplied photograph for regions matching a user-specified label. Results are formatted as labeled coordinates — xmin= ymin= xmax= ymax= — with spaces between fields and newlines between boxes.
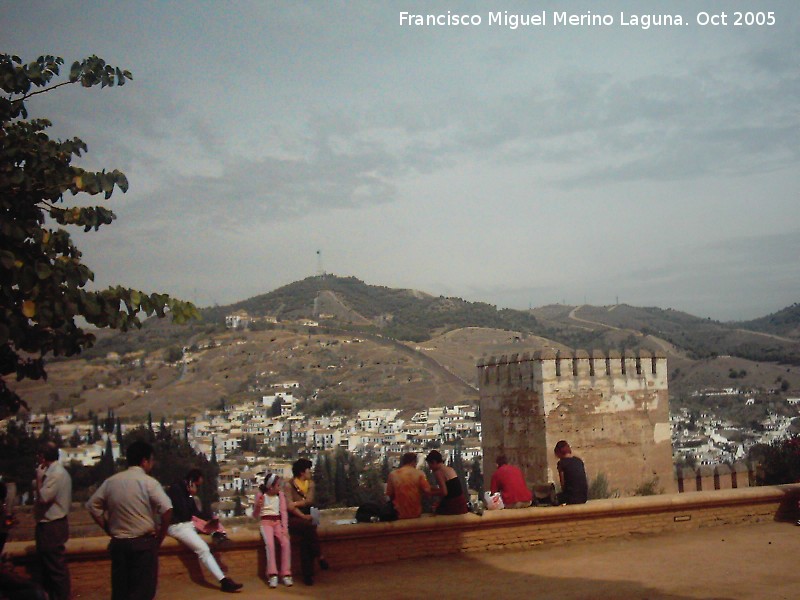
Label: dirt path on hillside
xmin=733 ymin=327 xmax=797 ymax=344
xmin=568 ymin=305 xmax=689 ymax=359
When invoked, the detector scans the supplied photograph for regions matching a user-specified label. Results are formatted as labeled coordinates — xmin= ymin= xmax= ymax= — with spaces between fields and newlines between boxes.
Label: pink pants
xmin=260 ymin=518 xmax=291 ymax=576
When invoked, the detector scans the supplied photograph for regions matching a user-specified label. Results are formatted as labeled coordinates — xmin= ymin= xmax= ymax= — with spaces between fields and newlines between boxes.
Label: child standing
xmin=554 ymin=440 xmax=588 ymax=505
xmin=254 ymin=474 xmax=292 ymax=588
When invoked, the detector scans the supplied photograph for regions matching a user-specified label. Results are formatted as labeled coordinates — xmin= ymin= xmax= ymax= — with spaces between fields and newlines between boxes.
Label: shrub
xmin=750 ymin=435 xmax=800 ymax=485
xmin=633 ymin=476 xmax=663 ymax=496
xmin=588 ymin=472 xmax=618 ymax=499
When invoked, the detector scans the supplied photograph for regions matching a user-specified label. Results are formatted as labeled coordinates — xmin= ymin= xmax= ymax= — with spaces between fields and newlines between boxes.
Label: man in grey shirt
xmin=35 ymin=441 xmax=72 ymax=600
xmin=87 ymin=440 xmax=173 ymax=600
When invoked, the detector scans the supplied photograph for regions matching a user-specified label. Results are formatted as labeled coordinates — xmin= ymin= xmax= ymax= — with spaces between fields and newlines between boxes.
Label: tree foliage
xmin=0 ymin=418 xmax=39 ymax=498
xmin=0 ymin=53 xmax=199 ymax=417
xmin=750 ymin=435 xmax=800 ymax=485
xmin=467 ymin=456 xmax=484 ymax=496
xmin=312 ymin=449 xmax=383 ymax=508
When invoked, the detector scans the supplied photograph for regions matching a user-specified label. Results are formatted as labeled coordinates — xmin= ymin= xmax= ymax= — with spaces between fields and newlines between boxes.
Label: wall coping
xmin=6 ymin=484 xmax=798 ymax=563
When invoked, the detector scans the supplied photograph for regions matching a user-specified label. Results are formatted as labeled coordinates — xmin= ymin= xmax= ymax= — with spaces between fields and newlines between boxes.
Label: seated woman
xmin=425 ymin=450 xmax=468 ymax=515
xmin=166 ymin=469 xmax=243 ymax=593
xmin=285 ymin=458 xmax=329 ymax=586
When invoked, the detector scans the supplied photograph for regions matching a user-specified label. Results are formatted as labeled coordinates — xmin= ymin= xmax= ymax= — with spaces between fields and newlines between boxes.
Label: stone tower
xmin=478 ymin=349 xmax=675 ymax=496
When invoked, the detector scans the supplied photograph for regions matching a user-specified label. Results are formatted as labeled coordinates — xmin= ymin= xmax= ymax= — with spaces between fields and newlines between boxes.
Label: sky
xmin=3 ymin=1 xmax=799 ymax=321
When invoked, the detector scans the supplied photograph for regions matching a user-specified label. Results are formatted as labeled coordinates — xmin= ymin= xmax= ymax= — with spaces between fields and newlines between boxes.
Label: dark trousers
xmin=35 ymin=518 xmax=70 ymax=600
xmin=109 ymin=536 xmax=159 ymax=600
xmin=288 ymin=515 xmax=320 ymax=580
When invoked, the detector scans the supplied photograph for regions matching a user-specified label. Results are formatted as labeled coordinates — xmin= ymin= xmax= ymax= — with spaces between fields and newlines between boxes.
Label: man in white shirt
xmin=87 ymin=440 xmax=173 ymax=600
xmin=35 ymin=441 xmax=72 ymax=600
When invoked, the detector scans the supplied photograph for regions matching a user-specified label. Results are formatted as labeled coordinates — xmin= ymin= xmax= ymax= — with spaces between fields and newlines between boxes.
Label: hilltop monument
xmin=478 ymin=349 xmax=675 ymax=496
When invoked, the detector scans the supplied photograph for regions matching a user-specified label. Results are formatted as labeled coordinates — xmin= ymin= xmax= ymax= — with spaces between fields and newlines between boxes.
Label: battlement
xmin=477 ymin=349 xmax=668 ymax=385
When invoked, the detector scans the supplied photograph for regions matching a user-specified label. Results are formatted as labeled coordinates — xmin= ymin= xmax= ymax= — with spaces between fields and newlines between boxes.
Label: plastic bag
xmin=484 ymin=492 xmax=504 ymax=510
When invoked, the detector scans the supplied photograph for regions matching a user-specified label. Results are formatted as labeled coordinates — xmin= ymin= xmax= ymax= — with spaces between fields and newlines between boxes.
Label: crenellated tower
xmin=478 ymin=349 xmax=675 ymax=495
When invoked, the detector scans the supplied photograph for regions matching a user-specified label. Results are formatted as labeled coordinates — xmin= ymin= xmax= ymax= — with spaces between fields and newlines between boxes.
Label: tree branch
xmin=19 ymin=80 xmax=75 ymax=101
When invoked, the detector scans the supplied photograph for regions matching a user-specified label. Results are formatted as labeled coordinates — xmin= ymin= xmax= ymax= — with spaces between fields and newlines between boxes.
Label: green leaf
xmin=35 ymin=262 xmax=51 ymax=279
xmin=0 ymin=251 xmax=15 ymax=270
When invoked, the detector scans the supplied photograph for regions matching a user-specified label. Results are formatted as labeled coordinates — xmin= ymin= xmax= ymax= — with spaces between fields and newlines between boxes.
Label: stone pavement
xmin=153 ymin=520 xmax=799 ymax=600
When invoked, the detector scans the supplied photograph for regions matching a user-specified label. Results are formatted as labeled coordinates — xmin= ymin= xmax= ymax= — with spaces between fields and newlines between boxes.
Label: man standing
xmin=34 ymin=442 xmax=72 ymax=600
xmin=166 ymin=469 xmax=242 ymax=593
xmin=490 ymin=455 xmax=532 ymax=509
xmin=87 ymin=440 xmax=173 ymax=600
xmin=386 ymin=452 xmax=431 ymax=519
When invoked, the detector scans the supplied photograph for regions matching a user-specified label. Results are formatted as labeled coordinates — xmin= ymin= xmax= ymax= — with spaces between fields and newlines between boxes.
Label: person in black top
xmin=554 ymin=441 xmax=588 ymax=505
xmin=425 ymin=450 xmax=468 ymax=515
xmin=166 ymin=469 xmax=242 ymax=593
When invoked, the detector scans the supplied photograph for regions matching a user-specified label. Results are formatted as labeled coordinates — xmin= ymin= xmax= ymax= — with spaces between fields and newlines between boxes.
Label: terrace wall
xmin=5 ymin=485 xmax=798 ymax=597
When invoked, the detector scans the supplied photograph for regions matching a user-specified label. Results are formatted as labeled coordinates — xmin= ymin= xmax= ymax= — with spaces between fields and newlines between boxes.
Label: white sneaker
xmin=282 ymin=576 xmax=293 ymax=587
xmin=268 ymin=575 xmax=278 ymax=588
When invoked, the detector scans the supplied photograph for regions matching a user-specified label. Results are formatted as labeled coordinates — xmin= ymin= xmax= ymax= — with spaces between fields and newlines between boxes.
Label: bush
xmin=633 ymin=476 xmax=663 ymax=496
xmin=588 ymin=472 xmax=618 ymax=499
xmin=751 ymin=435 xmax=800 ymax=485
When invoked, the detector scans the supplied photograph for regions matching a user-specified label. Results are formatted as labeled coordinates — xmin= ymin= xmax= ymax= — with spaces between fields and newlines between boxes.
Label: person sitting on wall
xmin=285 ymin=458 xmax=329 ymax=586
xmin=425 ymin=450 xmax=468 ymax=515
xmin=386 ymin=452 xmax=432 ymax=519
xmin=166 ymin=469 xmax=243 ymax=593
xmin=554 ymin=440 xmax=588 ymax=505
xmin=490 ymin=455 xmax=532 ymax=509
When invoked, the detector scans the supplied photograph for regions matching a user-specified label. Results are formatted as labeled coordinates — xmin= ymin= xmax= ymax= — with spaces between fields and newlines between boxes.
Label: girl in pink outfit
xmin=253 ymin=474 xmax=292 ymax=588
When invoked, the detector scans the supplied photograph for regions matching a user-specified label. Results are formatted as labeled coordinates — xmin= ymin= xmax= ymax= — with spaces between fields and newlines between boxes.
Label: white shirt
xmin=37 ymin=461 xmax=72 ymax=522
xmin=87 ymin=466 xmax=172 ymax=538
xmin=259 ymin=493 xmax=280 ymax=517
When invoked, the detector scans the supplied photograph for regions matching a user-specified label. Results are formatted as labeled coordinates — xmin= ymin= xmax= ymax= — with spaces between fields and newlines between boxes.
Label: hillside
xmin=738 ymin=304 xmax=800 ymax=340
xmin=204 ymin=275 xmax=548 ymax=343
xmin=11 ymin=327 xmax=479 ymax=418
xmin=531 ymin=303 xmax=800 ymax=364
xmin=10 ymin=275 xmax=800 ymax=417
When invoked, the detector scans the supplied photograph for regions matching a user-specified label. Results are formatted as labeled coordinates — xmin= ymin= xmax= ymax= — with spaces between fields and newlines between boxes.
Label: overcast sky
xmin=4 ymin=1 xmax=799 ymax=321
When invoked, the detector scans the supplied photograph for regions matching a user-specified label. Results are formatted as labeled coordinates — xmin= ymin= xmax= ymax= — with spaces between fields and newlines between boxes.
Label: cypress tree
xmin=468 ymin=456 xmax=484 ymax=497
xmin=381 ymin=454 xmax=391 ymax=481
xmin=452 ymin=438 xmax=468 ymax=500
xmin=334 ymin=449 xmax=348 ymax=505
xmin=41 ymin=414 xmax=51 ymax=440
xmin=99 ymin=436 xmax=115 ymax=480
xmin=312 ymin=452 xmax=333 ymax=508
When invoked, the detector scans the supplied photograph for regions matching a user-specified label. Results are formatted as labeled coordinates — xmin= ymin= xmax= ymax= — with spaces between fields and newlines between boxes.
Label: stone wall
xmin=5 ymin=485 xmax=798 ymax=597
xmin=479 ymin=349 xmax=675 ymax=495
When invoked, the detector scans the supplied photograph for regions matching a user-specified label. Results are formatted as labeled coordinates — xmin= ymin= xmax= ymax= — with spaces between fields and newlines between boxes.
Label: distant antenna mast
xmin=316 ymin=249 xmax=325 ymax=277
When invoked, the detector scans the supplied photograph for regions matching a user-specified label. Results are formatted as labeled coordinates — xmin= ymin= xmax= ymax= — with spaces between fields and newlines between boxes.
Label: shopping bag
xmin=483 ymin=492 xmax=504 ymax=510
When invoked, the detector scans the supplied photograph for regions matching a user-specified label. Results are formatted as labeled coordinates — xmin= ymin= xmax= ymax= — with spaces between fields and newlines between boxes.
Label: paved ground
xmin=156 ymin=521 xmax=800 ymax=599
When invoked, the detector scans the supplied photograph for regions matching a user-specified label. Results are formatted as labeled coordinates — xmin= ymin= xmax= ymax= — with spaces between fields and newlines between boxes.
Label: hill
xmin=204 ymin=275 xmax=548 ymax=343
xmin=530 ymin=303 xmax=800 ymax=365
xmin=737 ymin=304 xmax=800 ymax=340
xmin=9 ymin=275 xmax=800 ymax=418
xmin=11 ymin=327 xmax=479 ymax=418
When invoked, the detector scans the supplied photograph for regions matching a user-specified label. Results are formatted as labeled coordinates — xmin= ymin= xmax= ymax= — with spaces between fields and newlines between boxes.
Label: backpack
xmin=355 ymin=500 xmax=398 ymax=523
